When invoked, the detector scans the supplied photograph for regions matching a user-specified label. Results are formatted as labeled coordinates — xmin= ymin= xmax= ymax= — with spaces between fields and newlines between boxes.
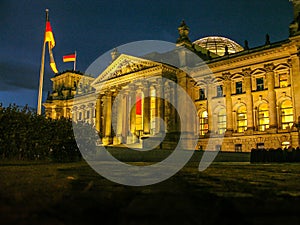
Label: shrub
xmin=0 ymin=104 xmax=80 ymax=162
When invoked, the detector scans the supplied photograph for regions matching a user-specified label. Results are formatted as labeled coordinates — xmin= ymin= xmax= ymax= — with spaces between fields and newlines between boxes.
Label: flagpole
xmin=37 ymin=9 xmax=48 ymax=115
xmin=74 ymin=50 xmax=77 ymax=71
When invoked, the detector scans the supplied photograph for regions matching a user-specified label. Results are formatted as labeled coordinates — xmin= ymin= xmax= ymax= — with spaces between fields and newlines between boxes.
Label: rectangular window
xmin=256 ymin=143 xmax=264 ymax=149
xmin=199 ymin=111 xmax=209 ymax=136
xmin=217 ymin=109 xmax=226 ymax=135
xmin=216 ymin=85 xmax=223 ymax=97
xmin=86 ymin=111 xmax=90 ymax=119
xmin=256 ymin=78 xmax=264 ymax=91
xmin=237 ymin=110 xmax=247 ymax=133
xmin=199 ymin=89 xmax=206 ymax=100
xmin=236 ymin=81 xmax=243 ymax=94
xmin=235 ymin=144 xmax=242 ymax=152
xmin=279 ymin=73 xmax=288 ymax=88
xmin=281 ymin=105 xmax=294 ymax=130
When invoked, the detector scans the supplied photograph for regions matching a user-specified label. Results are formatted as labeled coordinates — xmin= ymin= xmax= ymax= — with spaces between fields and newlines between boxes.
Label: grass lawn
xmin=0 ymin=160 xmax=300 ymax=225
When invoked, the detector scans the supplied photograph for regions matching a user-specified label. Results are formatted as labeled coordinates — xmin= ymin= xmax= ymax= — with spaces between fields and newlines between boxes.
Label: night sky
xmin=0 ymin=0 xmax=293 ymax=109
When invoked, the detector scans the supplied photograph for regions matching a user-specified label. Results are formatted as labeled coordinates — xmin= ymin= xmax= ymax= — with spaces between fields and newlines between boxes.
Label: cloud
xmin=0 ymin=61 xmax=52 ymax=91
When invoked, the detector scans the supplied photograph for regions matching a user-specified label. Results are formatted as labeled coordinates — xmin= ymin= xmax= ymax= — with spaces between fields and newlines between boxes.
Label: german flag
xmin=43 ymin=13 xmax=58 ymax=74
xmin=63 ymin=53 xmax=76 ymax=62
xmin=45 ymin=21 xmax=55 ymax=49
xmin=49 ymin=43 xmax=58 ymax=73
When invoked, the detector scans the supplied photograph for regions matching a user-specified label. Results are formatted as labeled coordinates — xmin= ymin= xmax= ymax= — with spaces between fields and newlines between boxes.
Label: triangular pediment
xmin=91 ymin=54 xmax=163 ymax=86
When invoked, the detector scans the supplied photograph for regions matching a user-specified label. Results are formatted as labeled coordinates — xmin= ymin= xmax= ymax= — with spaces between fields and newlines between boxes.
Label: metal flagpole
xmin=74 ymin=50 xmax=77 ymax=71
xmin=37 ymin=9 xmax=48 ymax=115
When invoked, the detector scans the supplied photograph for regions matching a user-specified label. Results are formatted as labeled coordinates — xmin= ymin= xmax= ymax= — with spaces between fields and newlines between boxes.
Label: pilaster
xmin=242 ymin=68 xmax=254 ymax=134
xmin=103 ymin=91 xmax=112 ymax=145
xmin=264 ymin=63 xmax=277 ymax=132
xmin=224 ymin=73 xmax=233 ymax=136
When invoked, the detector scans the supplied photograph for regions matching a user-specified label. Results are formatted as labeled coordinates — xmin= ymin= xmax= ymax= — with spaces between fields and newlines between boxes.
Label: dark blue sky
xmin=0 ymin=0 xmax=293 ymax=109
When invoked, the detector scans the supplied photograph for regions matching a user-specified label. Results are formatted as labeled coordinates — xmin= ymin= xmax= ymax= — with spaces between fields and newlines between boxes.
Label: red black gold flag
xmin=63 ymin=53 xmax=76 ymax=62
xmin=44 ymin=17 xmax=58 ymax=73
xmin=48 ymin=43 xmax=58 ymax=73
xmin=45 ymin=21 xmax=55 ymax=49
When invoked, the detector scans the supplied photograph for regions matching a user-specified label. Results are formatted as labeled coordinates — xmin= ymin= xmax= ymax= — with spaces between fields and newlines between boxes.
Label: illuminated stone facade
xmin=44 ymin=1 xmax=300 ymax=151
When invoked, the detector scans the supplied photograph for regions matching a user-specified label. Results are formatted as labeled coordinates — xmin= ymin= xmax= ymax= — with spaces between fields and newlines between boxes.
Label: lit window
xmin=217 ymin=108 xmax=226 ymax=134
xmin=199 ymin=111 xmax=208 ymax=135
xmin=257 ymin=143 xmax=264 ymax=149
xmin=236 ymin=81 xmax=243 ymax=94
xmin=256 ymin=78 xmax=264 ymax=91
xmin=237 ymin=105 xmax=247 ymax=133
xmin=216 ymin=85 xmax=223 ymax=97
xmin=235 ymin=144 xmax=242 ymax=152
xmin=281 ymin=100 xmax=293 ymax=129
xmin=258 ymin=103 xmax=269 ymax=131
xmin=279 ymin=73 xmax=288 ymax=88
xmin=282 ymin=141 xmax=290 ymax=149
xmin=199 ymin=89 xmax=206 ymax=100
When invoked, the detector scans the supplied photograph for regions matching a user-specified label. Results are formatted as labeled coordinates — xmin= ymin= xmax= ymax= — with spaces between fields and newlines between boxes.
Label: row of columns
xmin=94 ymin=79 xmax=177 ymax=145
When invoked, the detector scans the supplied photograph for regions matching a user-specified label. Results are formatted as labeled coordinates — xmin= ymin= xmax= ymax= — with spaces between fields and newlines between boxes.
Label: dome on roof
xmin=193 ymin=36 xmax=244 ymax=56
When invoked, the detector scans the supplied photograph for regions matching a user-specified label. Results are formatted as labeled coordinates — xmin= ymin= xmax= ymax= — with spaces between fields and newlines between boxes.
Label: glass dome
xmin=193 ymin=36 xmax=244 ymax=56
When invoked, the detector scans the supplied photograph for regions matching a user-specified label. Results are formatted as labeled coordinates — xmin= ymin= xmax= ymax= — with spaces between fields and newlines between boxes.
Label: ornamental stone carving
xmin=264 ymin=63 xmax=275 ymax=72
xmin=242 ymin=68 xmax=251 ymax=77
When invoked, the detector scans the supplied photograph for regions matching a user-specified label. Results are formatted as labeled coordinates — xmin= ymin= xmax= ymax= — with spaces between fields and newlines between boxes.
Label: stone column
xmin=224 ymin=73 xmax=233 ymax=136
xmin=265 ymin=63 xmax=277 ymax=131
xmin=95 ymin=95 xmax=102 ymax=132
xmin=142 ymin=81 xmax=151 ymax=135
xmin=114 ymin=89 xmax=123 ymax=145
xmin=122 ymin=91 xmax=129 ymax=141
xmin=87 ymin=103 xmax=94 ymax=124
xmin=103 ymin=91 xmax=112 ymax=145
xmin=243 ymin=68 xmax=254 ymax=133
xmin=127 ymin=85 xmax=137 ymax=144
xmin=289 ymin=55 xmax=300 ymax=125
xmin=253 ymin=108 xmax=257 ymax=130
xmin=167 ymin=82 xmax=177 ymax=133
xmin=72 ymin=106 xmax=78 ymax=122
xmin=156 ymin=78 xmax=165 ymax=134
xmin=205 ymin=79 xmax=213 ymax=135
xmin=163 ymin=81 xmax=171 ymax=133
xmin=130 ymin=87 xmax=136 ymax=135
xmin=177 ymin=72 xmax=196 ymax=150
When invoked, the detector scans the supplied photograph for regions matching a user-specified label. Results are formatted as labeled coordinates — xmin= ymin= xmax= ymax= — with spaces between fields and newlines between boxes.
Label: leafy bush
xmin=0 ymin=104 xmax=81 ymax=162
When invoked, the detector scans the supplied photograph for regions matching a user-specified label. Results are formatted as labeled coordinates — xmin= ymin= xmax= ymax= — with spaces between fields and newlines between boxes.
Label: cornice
xmin=207 ymin=43 xmax=296 ymax=70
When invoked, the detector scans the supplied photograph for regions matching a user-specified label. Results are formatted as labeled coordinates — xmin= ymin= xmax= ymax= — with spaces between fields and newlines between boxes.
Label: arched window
xmin=280 ymin=100 xmax=293 ymax=129
xmin=199 ymin=111 xmax=208 ymax=135
xmin=217 ymin=108 xmax=226 ymax=134
xmin=258 ymin=103 xmax=269 ymax=131
xmin=237 ymin=105 xmax=247 ymax=133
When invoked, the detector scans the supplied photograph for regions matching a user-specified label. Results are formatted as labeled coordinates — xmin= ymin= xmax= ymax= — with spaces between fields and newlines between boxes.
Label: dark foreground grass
xmin=0 ymin=161 xmax=300 ymax=225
